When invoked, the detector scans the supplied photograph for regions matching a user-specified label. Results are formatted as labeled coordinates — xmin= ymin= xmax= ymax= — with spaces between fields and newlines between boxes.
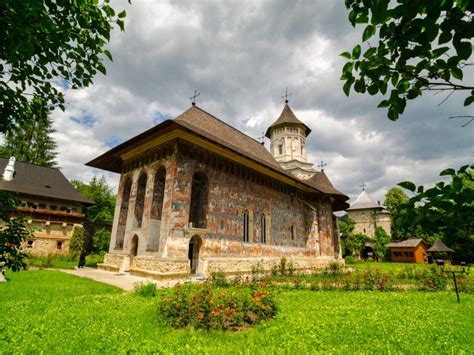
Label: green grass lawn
xmin=1 ymin=270 xmax=473 ymax=353
xmin=347 ymin=261 xmax=429 ymax=272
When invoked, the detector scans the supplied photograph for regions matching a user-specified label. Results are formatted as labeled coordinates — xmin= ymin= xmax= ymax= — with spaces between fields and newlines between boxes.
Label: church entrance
xmin=188 ymin=235 xmax=202 ymax=275
xmin=130 ymin=235 xmax=139 ymax=262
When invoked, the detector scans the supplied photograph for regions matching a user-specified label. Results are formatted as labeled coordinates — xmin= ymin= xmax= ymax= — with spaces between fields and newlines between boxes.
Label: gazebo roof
xmin=427 ymin=239 xmax=454 ymax=253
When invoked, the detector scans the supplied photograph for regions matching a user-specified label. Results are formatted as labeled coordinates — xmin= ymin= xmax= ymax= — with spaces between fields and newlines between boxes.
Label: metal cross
xmin=258 ymin=132 xmax=265 ymax=144
xmin=360 ymin=182 xmax=366 ymax=191
xmin=317 ymin=160 xmax=327 ymax=172
xmin=190 ymin=90 xmax=200 ymax=106
xmin=282 ymin=88 xmax=292 ymax=103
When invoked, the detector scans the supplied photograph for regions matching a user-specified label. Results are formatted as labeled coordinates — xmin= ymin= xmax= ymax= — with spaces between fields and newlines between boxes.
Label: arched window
xmin=116 ymin=178 xmax=131 ymax=249
xmin=134 ymin=173 xmax=147 ymax=228
xmin=291 ymin=225 xmax=295 ymax=240
xmin=261 ymin=213 xmax=267 ymax=244
xmin=243 ymin=210 xmax=250 ymax=242
xmin=151 ymin=167 xmax=166 ymax=221
xmin=189 ymin=171 xmax=208 ymax=229
xmin=148 ymin=167 xmax=166 ymax=250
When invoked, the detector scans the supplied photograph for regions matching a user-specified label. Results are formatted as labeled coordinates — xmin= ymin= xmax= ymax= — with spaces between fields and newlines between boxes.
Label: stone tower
xmin=347 ymin=189 xmax=391 ymax=238
xmin=266 ymin=103 xmax=316 ymax=180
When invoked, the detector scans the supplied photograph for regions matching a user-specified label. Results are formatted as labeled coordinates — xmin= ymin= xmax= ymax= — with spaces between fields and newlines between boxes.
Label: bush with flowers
xmin=159 ymin=282 xmax=277 ymax=331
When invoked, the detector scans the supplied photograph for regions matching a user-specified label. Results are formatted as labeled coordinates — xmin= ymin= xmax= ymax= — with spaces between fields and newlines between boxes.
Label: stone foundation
xmin=99 ymin=252 xmax=343 ymax=279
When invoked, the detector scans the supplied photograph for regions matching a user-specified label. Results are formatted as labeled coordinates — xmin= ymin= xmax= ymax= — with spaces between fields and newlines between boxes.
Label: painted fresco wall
xmin=102 ymin=141 xmax=341 ymax=276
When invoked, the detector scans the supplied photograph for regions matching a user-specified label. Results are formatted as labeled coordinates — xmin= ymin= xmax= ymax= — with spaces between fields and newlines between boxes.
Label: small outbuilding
xmin=386 ymin=239 xmax=428 ymax=264
xmin=426 ymin=239 xmax=454 ymax=262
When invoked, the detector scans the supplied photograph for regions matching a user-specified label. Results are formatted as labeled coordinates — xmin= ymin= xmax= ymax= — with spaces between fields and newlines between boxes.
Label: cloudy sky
xmin=51 ymin=0 xmax=473 ymax=204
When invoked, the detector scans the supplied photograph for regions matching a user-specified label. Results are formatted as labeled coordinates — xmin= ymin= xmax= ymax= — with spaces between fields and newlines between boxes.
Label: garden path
xmin=60 ymin=267 xmax=184 ymax=291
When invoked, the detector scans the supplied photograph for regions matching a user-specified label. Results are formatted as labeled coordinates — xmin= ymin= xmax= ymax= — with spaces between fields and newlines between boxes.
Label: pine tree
xmin=0 ymin=101 xmax=58 ymax=168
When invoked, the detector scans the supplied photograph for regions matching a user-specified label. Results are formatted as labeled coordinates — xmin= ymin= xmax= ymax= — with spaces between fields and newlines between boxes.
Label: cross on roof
xmin=282 ymin=88 xmax=292 ymax=103
xmin=360 ymin=182 xmax=367 ymax=191
xmin=317 ymin=160 xmax=327 ymax=172
xmin=258 ymin=132 xmax=265 ymax=144
xmin=190 ymin=90 xmax=200 ymax=106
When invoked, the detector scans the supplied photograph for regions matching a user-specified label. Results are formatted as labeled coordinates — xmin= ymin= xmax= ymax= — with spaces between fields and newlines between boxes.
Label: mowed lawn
xmin=1 ymin=270 xmax=473 ymax=353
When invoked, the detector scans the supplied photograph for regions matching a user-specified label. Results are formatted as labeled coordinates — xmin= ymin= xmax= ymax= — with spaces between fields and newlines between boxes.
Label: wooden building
xmin=386 ymin=239 xmax=428 ymax=264
xmin=0 ymin=157 xmax=92 ymax=255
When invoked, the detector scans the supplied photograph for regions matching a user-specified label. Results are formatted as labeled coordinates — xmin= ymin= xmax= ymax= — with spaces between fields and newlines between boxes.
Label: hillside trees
xmin=341 ymin=0 xmax=474 ymax=120
xmin=0 ymin=100 xmax=58 ymax=167
xmin=71 ymin=176 xmax=116 ymax=256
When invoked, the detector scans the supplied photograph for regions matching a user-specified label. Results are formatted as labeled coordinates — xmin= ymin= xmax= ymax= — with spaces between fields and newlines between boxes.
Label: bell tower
xmin=266 ymin=102 xmax=316 ymax=180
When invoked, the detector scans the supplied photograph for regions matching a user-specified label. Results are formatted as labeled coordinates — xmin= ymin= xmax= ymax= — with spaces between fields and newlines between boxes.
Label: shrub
xmin=134 ymin=281 xmax=157 ymax=297
xmin=278 ymin=257 xmax=287 ymax=275
xmin=417 ymin=267 xmax=449 ymax=291
xmin=344 ymin=255 xmax=356 ymax=264
xmin=210 ymin=271 xmax=230 ymax=287
xmin=251 ymin=261 xmax=265 ymax=281
xmin=287 ymin=261 xmax=296 ymax=276
xmin=160 ymin=282 xmax=277 ymax=331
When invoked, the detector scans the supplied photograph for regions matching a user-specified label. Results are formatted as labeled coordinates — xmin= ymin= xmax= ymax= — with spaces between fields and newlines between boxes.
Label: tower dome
xmin=266 ymin=103 xmax=316 ymax=180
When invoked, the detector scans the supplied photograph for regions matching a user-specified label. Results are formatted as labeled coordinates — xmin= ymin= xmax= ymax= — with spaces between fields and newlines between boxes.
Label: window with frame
xmin=243 ymin=210 xmax=250 ymax=242
xmin=261 ymin=213 xmax=267 ymax=244
xmin=278 ymin=144 xmax=283 ymax=155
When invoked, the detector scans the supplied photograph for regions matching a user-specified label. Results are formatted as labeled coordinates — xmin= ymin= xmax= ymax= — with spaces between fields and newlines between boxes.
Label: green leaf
xmin=362 ymin=25 xmax=376 ymax=41
xmin=454 ymin=41 xmax=472 ymax=60
xmin=343 ymin=77 xmax=354 ymax=96
xmin=118 ymin=10 xmax=127 ymax=18
xmin=438 ymin=30 xmax=452 ymax=45
xmin=102 ymin=49 xmax=113 ymax=61
xmin=398 ymin=181 xmax=416 ymax=192
xmin=352 ymin=45 xmax=361 ymax=59
xmin=440 ymin=168 xmax=455 ymax=176
xmin=432 ymin=47 xmax=450 ymax=58
xmin=377 ymin=100 xmax=390 ymax=108
xmin=451 ymin=67 xmax=463 ymax=80
xmin=464 ymin=95 xmax=474 ymax=106
xmin=340 ymin=51 xmax=352 ymax=59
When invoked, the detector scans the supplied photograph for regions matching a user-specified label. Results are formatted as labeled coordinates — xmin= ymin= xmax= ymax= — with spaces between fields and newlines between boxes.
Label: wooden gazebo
xmin=427 ymin=239 xmax=454 ymax=262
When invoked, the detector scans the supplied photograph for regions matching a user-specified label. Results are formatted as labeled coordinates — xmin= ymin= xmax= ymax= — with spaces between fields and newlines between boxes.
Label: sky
xmin=50 ymin=0 xmax=473 ymax=205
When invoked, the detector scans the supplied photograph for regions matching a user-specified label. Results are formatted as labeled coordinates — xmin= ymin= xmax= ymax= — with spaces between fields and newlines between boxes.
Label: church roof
xmin=347 ymin=190 xmax=387 ymax=211
xmin=265 ymin=103 xmax=311 ymax=138
xmin=87 ymin=105 xmax=348 ymax=210
xmin=306 ymin=171 xmax=346 ymax=198
xmin=174 ymin=106 xmax=282 ymax=171
xmin=0 ymin=158 xmax=93 ymax=205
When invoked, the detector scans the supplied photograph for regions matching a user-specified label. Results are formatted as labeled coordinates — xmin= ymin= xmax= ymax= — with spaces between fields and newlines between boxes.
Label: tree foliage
xmin=0 ymin=99 xmax=58 ymax=167
xmin=72 ymin=176 xmax=116 ymax=254
xmin=384 ymin=186 xmax=409 ymax=237
xmin=0 ymin=191 xmax=31 ymax=272
xmin=373 ymin=226 xmax=390 ymax=260
xmin=395 ymin=164 xmax=474 ymax=261
xmin=0 ymin=0 xmax=127 ymax=133
xmin=339 ymin=217 xmax=369 ymax=258
xmin=341 ymin=0 xmax=474 ymax=120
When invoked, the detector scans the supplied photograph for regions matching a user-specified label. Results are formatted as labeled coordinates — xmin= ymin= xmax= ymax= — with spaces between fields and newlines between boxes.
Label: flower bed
xmin=160 ymin=282 xmax=276 ymax=331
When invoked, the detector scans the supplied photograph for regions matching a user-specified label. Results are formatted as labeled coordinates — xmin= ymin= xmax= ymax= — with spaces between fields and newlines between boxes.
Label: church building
xmin=88 ymin=102 xmax=348 ymax=278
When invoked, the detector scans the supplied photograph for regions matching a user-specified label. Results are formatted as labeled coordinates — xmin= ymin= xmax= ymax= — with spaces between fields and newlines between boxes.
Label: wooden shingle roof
xmin=0 ymin=158 xmax=93 ymax=205
xmin=87 ymin=105 xmax=349 ymax=210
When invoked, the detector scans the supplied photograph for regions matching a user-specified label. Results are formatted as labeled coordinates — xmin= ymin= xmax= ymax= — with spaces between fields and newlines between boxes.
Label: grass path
xmin=1 ymin=270 xmax=473 ymax=353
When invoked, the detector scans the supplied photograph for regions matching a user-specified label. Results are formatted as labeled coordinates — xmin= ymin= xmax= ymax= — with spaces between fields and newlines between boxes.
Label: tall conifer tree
xmin=0 ymin=101 xmax=58 ymax=168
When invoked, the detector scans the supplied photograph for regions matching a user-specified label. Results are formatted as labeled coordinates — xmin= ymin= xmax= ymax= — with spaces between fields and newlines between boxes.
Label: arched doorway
xmin=188 ymin=235 xmax=202 ymax=275
xmin=130 ymin=235 xmax=139 ymax=262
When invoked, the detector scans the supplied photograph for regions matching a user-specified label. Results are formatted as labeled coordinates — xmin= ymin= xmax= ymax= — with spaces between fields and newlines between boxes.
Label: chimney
xmin=3 ymin=157 xmax=16 ymax=181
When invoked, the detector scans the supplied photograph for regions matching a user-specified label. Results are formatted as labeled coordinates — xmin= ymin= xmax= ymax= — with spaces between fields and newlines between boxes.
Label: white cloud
xmin=49 ymin=0 xmax=472 ymax=203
